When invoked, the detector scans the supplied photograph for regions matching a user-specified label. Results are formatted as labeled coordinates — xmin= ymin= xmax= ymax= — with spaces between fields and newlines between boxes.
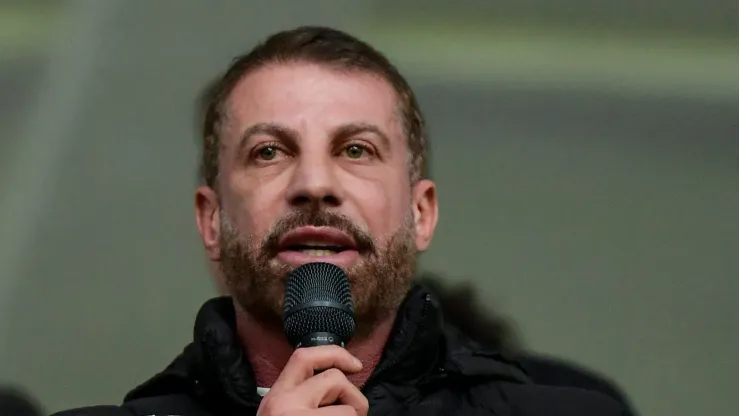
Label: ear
xmin=195 ymin=185 xmax=221 ymax=261
xmin=411 ymin=179 xmax=438 ymax=252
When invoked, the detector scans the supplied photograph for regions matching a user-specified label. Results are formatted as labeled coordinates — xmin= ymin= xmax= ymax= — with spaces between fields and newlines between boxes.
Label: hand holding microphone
xmin=257 ymin=262 xmax=368 ymax=416
xmin=257 ymin=346 xmax=367 ymax=416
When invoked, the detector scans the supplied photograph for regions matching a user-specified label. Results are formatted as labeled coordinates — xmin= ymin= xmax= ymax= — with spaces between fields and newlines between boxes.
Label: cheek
xmin=346 ymin=176 xmax=410 ymax=238
xmin=225 ymin=176 xmax=288 ymax=240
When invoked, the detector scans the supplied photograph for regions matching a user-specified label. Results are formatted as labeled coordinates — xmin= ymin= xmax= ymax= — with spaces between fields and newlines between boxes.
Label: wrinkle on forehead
xmin=224 ymin=63 xmax=405 ymax=142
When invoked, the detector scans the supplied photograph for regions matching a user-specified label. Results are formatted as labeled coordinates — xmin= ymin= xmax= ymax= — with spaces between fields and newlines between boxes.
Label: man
xmin=55 ymin=26 xmax=627 ymax=415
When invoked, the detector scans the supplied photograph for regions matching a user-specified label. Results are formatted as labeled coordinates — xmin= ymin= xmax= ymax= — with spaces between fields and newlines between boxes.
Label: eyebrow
xmin=332 ymin=122 xmax=392 ymax=152
xmin=237 ymin=122 xmax=300 ymax=153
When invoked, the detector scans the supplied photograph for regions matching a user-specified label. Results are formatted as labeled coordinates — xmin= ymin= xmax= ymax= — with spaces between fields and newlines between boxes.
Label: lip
xmin=277 ymin=226 xmax=359 ymax=268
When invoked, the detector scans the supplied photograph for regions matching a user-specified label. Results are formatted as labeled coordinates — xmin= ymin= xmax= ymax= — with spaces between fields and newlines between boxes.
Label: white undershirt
xmin=256 ymin=387 xmax=271 ymax=397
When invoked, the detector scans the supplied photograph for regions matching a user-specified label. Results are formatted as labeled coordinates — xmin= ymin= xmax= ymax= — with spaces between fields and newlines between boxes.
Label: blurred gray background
xmin=0 ymin=1 xmax=736 ymax=415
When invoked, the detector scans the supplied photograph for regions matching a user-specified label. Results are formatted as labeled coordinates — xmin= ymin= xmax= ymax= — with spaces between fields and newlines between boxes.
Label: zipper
xmin=360 ymin=293 xmax=432 ymax=392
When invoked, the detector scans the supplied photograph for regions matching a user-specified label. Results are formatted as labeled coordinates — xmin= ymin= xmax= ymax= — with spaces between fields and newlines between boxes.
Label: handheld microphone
xmin=283 ymin=262 xmax=355 ymax=349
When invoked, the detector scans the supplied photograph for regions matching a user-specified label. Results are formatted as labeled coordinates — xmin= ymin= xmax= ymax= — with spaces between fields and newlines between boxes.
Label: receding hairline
xmin=219 ymin=60 xmax=406 ymax=115
xmin=213 ymin=60 xmax=411 ymax=149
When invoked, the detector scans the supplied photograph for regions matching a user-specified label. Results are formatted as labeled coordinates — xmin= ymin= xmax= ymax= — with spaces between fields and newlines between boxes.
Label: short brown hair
xmin=198 ymin=26 xmax=428 ymax=189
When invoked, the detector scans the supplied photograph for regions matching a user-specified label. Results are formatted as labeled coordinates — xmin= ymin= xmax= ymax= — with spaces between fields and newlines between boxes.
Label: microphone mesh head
xmin=283 ymin=262 xmax=355 ymax=347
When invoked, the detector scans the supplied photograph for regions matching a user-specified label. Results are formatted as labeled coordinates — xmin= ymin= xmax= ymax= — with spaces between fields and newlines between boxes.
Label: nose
xmin=285 ymin=153 xmax=342 ymax=209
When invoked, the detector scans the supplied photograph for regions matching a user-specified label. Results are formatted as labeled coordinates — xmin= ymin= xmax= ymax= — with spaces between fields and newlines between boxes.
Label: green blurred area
xmin=0 ymin=0 xmax=735 ymax=101
xmin=1 ymin=0 xmax=737 ymax=57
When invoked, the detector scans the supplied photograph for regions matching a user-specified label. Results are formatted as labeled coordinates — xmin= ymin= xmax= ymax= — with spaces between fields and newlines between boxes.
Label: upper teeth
xmin=301 ymin=241 xmax=333 ymax=247
xmin=300 ymin=249 xmax=338 ymax=257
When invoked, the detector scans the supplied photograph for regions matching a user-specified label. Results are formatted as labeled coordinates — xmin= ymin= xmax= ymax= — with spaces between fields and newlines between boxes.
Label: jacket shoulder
xmin=50 ymin=394 xmax=212 ymax=416
xmin=50 ymin=406 xmax=134 ymax=416
xmin=497 ymin=382 xmax=628 ymax=416
xmin=515 ymin=355 xmax=635 ymax=414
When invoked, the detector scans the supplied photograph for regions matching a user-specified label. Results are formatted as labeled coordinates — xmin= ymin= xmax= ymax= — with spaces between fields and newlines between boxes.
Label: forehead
xmin=221 ymin=62 xmax=403 ymax=144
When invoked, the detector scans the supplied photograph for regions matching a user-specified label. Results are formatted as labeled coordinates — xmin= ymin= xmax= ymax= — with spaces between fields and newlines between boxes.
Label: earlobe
xmin=412 ymin=179 xmax=438 ymax=252
xmin=195 ymin=186 xmax=221 ymax=261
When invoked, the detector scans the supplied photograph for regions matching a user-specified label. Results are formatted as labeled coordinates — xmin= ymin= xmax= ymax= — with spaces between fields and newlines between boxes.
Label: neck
xmin=235 ymin=304 xmax=396 ymax=389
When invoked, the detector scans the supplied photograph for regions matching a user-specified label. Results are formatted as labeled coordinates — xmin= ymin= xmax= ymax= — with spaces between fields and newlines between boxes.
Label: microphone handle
xmin=295 ymin=332 xmax=346 ymax=378
xmin=295 ymin=331 xmax=345 ymax=349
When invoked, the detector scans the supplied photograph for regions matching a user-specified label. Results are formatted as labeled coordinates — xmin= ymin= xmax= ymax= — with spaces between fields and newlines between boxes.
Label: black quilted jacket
xmin=53 ymin=284 xmax=627 ymax=415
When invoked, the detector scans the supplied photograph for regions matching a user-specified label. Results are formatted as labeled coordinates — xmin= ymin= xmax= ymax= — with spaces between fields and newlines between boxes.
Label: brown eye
xmin=345 ymin=144 xmax=365 ymax=159
xmin=258 ymin=146 xmax=278 ymax=160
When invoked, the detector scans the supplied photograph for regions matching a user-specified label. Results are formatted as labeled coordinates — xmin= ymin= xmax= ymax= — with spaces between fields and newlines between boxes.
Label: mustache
xmin=261 ymin=207 xmax=376 ymax=255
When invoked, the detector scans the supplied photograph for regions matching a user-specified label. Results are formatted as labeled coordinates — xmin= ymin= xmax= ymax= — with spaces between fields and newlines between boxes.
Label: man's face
xmin=195 ymin=62 xmax=437 ymax=333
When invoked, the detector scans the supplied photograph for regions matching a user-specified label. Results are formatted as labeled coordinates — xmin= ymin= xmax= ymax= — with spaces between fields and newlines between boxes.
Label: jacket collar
xmin=125 ymin=283 xmax=528 ymax=411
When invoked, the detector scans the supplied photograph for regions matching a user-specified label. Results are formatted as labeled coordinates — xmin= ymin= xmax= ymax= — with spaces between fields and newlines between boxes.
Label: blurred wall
xmin=0 ymin=1 xmax=736 ymax=415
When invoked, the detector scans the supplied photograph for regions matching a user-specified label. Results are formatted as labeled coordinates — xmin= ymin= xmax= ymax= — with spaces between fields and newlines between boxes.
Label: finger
xmin=271 ymin=346 xmax=362 ymax=392
xmin=310 ymin=405 xmax=364 ymax=416
xmin=291 ymin=368 xmax=368 ymax=414
xmin=282 ymin=405 xmax=361 ymax=416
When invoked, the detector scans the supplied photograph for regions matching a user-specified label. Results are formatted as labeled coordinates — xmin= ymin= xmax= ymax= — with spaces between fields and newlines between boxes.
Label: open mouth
xmin=278 ymin=227 xmax=358 ymax=258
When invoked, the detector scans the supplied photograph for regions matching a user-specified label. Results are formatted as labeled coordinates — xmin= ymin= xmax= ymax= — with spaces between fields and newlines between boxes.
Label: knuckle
xmin=320 ymin=368 xmax=345 ymax=381
xmin=291 ymin=347 xmax=310 ymax=361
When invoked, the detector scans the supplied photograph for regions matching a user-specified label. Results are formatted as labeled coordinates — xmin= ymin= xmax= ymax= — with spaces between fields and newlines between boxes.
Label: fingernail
xmin=353 ymin=357 xmax=362 ymax=366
